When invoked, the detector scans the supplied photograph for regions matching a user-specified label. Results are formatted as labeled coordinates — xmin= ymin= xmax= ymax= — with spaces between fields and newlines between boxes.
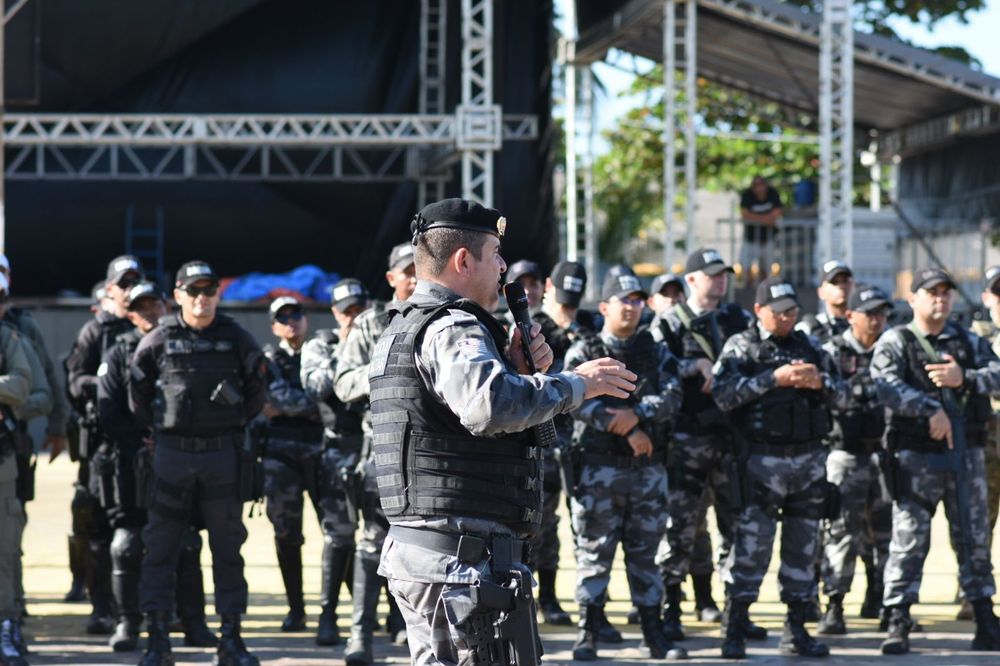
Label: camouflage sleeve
xmin=14 ymin=337 xmax=52 ymax=421
xmin=711 ymin=333 xmax=777 ymax=412
xmin=0 ymin=328 xmax=31 ymax=408
xmin=334 ymin=316 xmax=374 ymax=404
xmin=265 ymin=357 xmax=318 ymax=419
xmin=20 ymin=313 xmax=69 ymax=436
xmin=812 ymin=336 xmax=849 ymax=410
xmin=563 ymin=339 xmax=614 ymax=431
xmin=965 ymin=329 xmax=1000 ymax=396
xmin=300 ymin=336 xmax=337 ymax=402
xmin=418 ymin=309 xmax=586 ymax=437
xmin=634 ymin=343 xmax=682 ymax=423
xmin=871 ymin=328 xmax=941 ymax=418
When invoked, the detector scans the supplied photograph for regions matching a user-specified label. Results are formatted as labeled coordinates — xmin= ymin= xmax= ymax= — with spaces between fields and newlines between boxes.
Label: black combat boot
xmin=275 ymin=540 xmax=307 ymax=632
xmin=344 ymin=554 xmax=381 ymax=665
xmin=0 ymin=619 xmax=27 ymax=666
xmin=215 ymin=614 xmax=258 ymax=666
xmin=316 ymin=543 xmax=353 ymax=646
xmin=86 ymin=540 xmax=117 ymax=635
xmin=139 ymin=611 xmax=174 ymax=666
xmin=110 ymin=549 xmax=141 ymax=651
xmin=537 ymin=569 xmax=572 ymax=625
xmin=779 ymin=601 xmax=829 ymax=657
xmin=595 ymin=605 xmax=622 ymax=643
xmin=64 ymin=535 xmax=88 ymax=602
xmin=817 ymin=594 xmax=846 ymax=635
xmin=572 ymin=604 xmax=601 ymax=661
xmin=741 ymin=611 xmax=768 ymax=641
xmin=971 ymin=597 xmax=1000 ymax=651
xmin=880 ymin=605 xmax=910 ymax=655
xmin=661 ymin=583 xmax=685 ymax=641
xmin=176 ymin=543 xmax=218 ymax=648
xmin=720 ymin=598 xmax=747 ymax=660
xmin=109 ymin=614 xmax=141 ymax=652
xmin=692 ymin=573 xmax=722 ymax=623
xmin=859 ymin=568 xmax=882 ymax=619
xmin=637 ymin=605 xmax=687 ymax=660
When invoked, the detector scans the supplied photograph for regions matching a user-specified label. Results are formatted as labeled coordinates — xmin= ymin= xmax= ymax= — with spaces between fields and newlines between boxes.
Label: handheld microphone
xmin=503 ymin=281 xmax=538 ymax=373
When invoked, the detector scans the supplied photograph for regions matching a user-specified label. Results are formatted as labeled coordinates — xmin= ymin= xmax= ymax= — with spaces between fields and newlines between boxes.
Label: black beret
xmin=411 ymin=198 xmax=506 ymax=244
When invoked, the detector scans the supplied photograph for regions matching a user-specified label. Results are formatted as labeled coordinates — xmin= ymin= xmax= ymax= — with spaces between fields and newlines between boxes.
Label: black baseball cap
xmin=175 ymin=260 xmax=218 ymax=287
xmin=985 ymin=265 xmax=1000 ymax=292
xmin=848 ymin=284 xmax=892 ymax=313
xmin=551 ymin=261 xmax=587 ymax=307
xmin=650 ymin=273 xmax=684 ymax=296
xmin=685 ymin=248 xmax=733 ymax=276
xmin=910 ymin=268 xmax=956 ymax=293
xmin=106 ymin=255 xmax=144 ymax=285
xmin=605 ymin=264 xmax=636 ymax=279
xmin=330 ymin=278 xmax=368 ymax=312
xmin=269 ymin=296 xmax=303 ymax=320
xmin=755 ymin=277 xmax=799 ymax=313
xmin=388 ymin=242 xmax=415 ymax=271
xmin=506 ymin=259 xmax=542 ymax=284
xmin=601 ymin=273 xmax=647 ymax=302
xmin=819 ymin=259 xmax=853 ymax=284
xmin=126 ymin=282 xmax=165 ymax=310
xmin=411 ymin=198 xmax=506 ymax=243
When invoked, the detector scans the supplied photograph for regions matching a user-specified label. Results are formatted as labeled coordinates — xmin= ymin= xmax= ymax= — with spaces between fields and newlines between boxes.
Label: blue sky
xmin=561 ymin=1 xmax=1000 ymax=152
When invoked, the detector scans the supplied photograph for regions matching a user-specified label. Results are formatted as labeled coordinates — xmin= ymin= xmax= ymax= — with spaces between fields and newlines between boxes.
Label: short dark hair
xmin=415 ymin=228 xmax=487 ymax=276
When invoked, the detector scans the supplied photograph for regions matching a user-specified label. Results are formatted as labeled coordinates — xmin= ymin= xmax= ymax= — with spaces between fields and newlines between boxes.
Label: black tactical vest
xmin=736 ymin=328 xmax=832 ymax=445
xmin=800 ymin=312 xmax=849 ymax=345
xmin=573 ymin=329 xmax=667 ymax=456
xmin=153 ymin=314 xmax=245 ymax=435
xmin=309 ymin=330 xmax=364 ymax=447
xmin=828 ymin=333 xmax=884 ymax=450
xmin=369 ymin=298 xmax=542 ymax=532
xmin=675 ymin=303 xmax=749 ymax=432
xmin=891 ymin=323 xmax=992 ymax=447
xmin=263 ymin=343 xmax=323 ymax=439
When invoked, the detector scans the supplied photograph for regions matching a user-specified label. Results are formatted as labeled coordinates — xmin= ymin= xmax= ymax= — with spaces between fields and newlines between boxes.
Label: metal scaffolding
xmin=0 ymin=0 xmax=536 ymax=247
xmin=818 ymin=0 xmax=854 ymax=265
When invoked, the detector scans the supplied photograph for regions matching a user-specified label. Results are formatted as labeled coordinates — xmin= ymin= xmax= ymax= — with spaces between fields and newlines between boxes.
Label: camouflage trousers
xmin=263 ymin=439 xmax=356 ymax=550
xmin=570 ymin=461 xmax=668 ymax=607
xmin=821 ymin=448 xmax=892 ymax=597
xmin=529 ymin=454 xmax=562 ymax=572
xmin=986 ymin=437 xmax=1000 ymax=546
xmin=722 ymin=448 xmax=827 ymax=603
xmin=656 ymin=432 xmax=735 ymax=585
xmin=883 ymin=447 xmax=996 ymax=607
xmin=0 ymin=456 xmax=24 ymax=619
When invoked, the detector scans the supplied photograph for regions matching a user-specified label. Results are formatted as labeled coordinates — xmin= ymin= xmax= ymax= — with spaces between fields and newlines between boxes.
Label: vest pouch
xmin=808 ymin=403 xmax=831 ymax=440
xmin=751 ymin=390 xmax=795 ymax=442
xmin=966 ymin=395 xmax=993 ymax=429
xmin=838 ymin=409 xmax=863 ymax=443
xmin=859 ymin=406 xmax=886 ymax=441
xmin=158 ymin=383 xmax=190 ymax=430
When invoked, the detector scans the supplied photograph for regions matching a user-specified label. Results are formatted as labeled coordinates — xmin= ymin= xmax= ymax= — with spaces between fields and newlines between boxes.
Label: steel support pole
xmin=819 ymin=0 xmax=853 ymax=265
xmin=663 ymin=0 xmax=678 ymax=270
xmin=683 ymin=0 xmax=697 ymax=253
xmin=459 ymin=0 xmax=497 ymax=206
xmin=565 ymin=44 xmax=577 ymax=261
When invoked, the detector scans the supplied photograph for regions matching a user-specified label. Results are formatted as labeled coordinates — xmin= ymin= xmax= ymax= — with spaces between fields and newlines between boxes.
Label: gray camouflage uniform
xmin=873 ymin=323 xmax=1000 ymax=607
xmin=375 ymin=281 xmax=586 ymax=665
xmin=820 ymin=330 xmax=892 ymax=598
xmin=563 ymin=330 xmax=682 ymax=608
xmin=970 ymin=319 xmax=1000 ymax=545
xmin=713 ymin=323 xmax=848 ymax=602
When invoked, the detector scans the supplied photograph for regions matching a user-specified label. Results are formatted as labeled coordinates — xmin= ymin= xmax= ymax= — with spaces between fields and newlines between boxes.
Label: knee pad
xmin=110 ymin=528 xmax=143 ymax=571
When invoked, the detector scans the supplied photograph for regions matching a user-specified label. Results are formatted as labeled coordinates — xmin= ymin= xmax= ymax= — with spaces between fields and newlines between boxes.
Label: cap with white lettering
xmin=175 ymin=261 xmax=218 ymax=288
xmin=755 ymin=276 xmax=799 ymax=313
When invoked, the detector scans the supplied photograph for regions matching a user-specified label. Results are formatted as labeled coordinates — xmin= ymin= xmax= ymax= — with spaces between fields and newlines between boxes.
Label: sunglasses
xmin=613 ymin=296 xmax=645 ymax=307
xmin=116 ymin=275 xmax=141 ymax=290
xmin=183 ymin=284 xmax=219 ymax=298
xmin=274 ymin=310 xmax=305 ymax=325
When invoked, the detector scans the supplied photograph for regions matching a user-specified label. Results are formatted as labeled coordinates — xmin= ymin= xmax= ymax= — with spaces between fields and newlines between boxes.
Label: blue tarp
xmin=220 ymin=265 xmax=339 ymax=303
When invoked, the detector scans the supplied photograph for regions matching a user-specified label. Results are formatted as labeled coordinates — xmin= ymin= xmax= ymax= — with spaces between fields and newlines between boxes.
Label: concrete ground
xmin=19 ymin=454 xmax=1000 ymax=664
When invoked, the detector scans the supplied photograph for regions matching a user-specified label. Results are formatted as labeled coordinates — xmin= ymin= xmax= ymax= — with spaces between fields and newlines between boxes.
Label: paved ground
xmin=19 ymin=455 xmax=1000 ymax=664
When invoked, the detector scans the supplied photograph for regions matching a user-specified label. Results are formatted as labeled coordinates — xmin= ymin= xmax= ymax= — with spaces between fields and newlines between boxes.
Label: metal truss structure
xmin=818 ymin=0 xmax=853 ymax=266
xmin=881 ymin=104 xmax=1000 ymax=159
xmin=0 ymin=1 xmax=538 ymax=246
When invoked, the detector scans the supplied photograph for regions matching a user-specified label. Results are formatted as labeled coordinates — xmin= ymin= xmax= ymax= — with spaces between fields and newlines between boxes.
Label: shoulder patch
xmin=456 ymin=337 xmax=492 ymax=360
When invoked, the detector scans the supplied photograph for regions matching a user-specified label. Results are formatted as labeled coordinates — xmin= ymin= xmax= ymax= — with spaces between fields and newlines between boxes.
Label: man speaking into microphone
xmin=368 ymin=198 xmax=638 ymax=665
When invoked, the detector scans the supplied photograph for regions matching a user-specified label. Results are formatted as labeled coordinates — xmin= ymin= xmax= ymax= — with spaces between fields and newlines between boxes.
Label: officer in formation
xmin=524 ymin=260 xmax=590 ymax=628
xmin=369 ymin=198 xmax=637 ymax=664
xmin=130 ymin=261 xmax=266 ymax=666
xmin=872 ymin=268 xmax=1000 ymax=654
xmin=564 ymin=272 xmax=686 ymax=661
xmin=647 ymin=273 xmax=685 ymax=316
xmin=712 ymin=277 xmax=847 ymax=659
xmin=259 ymin=295 xmax=336 ymax=636
xmin=96 ymin=282 xmax=217 ymax=652
xmin=331 ymin=243 xmax=416 ymax=663
xmin=651 ymin=249 xmax=765 ymax=642
xmin=815 ymin=284 xmax=893 ymax=635
xmin=797 ymin=260 xmax=853 ymax=342
xmin=65 ymin=255 xmax=145 ymax=634
xmin=294 ymin=279 xmax=371 ymax=648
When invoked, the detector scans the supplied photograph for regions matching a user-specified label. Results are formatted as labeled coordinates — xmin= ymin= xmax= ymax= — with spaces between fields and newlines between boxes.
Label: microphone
xmin=503 ymin=281 xmax=557 ymax=448
xmin=503 ymin=281 xmax=538 ymax=373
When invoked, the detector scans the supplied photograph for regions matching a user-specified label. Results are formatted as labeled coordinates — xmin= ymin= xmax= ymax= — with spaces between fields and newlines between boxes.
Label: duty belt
xmin=266 ymin=424 xmax=323 ymax=444
xmin=834 ymin=438 xmax=881 ymax=456
xmin=157 ymin=432 xmax=241 ymax=452
xmin=388 ymin=525 xmax=529 ymax=566
xmin=578 ymin=451 xmax=666 ymax=469
xmin=748 ymin=440 xmax=823 ymax=457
